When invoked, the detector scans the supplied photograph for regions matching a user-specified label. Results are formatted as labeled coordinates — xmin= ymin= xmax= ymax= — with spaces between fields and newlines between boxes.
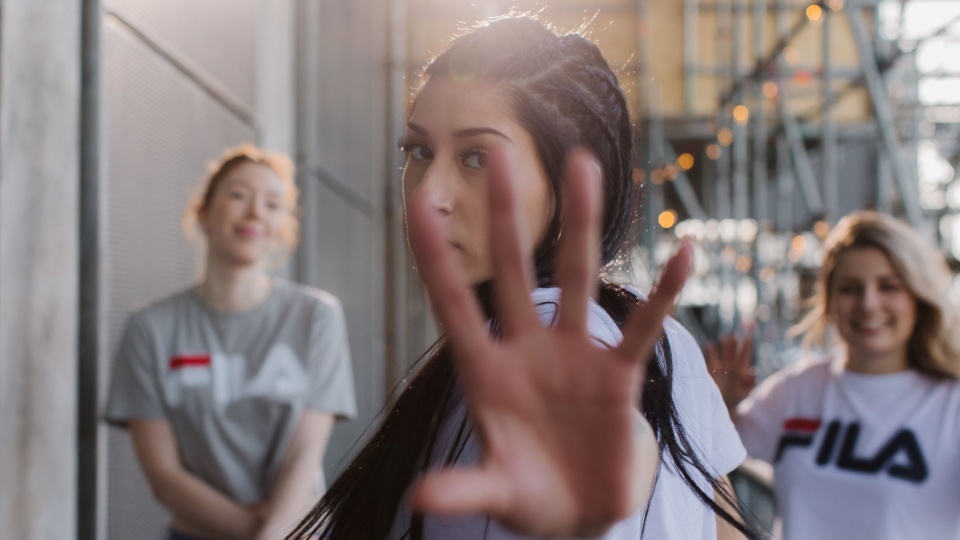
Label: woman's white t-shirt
xmin=390 ymin=287 xmax=746 ymax=539
xmin=736 ymin=354 xmax=960 ymax=540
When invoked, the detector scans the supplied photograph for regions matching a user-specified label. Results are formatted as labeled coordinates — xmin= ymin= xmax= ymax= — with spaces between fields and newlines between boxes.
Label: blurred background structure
xmin=1 ymin=0 xmax=957 ymax=538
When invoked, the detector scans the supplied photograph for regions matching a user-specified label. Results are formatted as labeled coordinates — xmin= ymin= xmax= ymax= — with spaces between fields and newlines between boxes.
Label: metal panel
xmin=102 ymin=15 xmax=255 ymax=539
xmin=294 ymin=0 xmax=392 ymax=480
xmin=300 ymin=0 xmax=389 ymax=206
xmin=103 ymin=0 xmax=259 ymax=113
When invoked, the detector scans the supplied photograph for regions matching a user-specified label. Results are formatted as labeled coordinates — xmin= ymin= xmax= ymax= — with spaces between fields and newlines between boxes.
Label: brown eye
xmin=402 ymin=143 xmax=432 ymax=161
xmin=461 ymin=149 xmax=488 ymax=169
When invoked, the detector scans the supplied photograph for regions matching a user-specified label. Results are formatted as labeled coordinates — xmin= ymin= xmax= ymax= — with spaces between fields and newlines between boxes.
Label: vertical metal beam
xmin=684 ymin=0 xmax=699 ymax=113
xmin=752 ymin=0 xmax=768 ymax=224
xmin=822 ymin=5 xmax=838 ymax=222
xmin=716 ymin=0 xmax=733 ymax=218
xmin=383 ymin=0 xmax=408 ymax=399
xmin=773 ymin=0 xmax=790 ymax=231
xmin=846 ymin=5 xmax=924 ymax=228
xmin=780 ymin=99 xmax=826 ymax=216
xmin=750 ymin=0 xmax=768 ymax=349
xmin=732 ymin=0 xmax=749 ymax=219
xmin=78 ymin=1 xmax=102 ymax=539
xmin=877 ymin=139 xmax=892 ymax=213
xmin=637 ymin=0 xmax=656 ymax=252
xmin=660 ymin=142 xmax=709 ymax=219
xmin=775 ymin=133 xmax=795 ymax=231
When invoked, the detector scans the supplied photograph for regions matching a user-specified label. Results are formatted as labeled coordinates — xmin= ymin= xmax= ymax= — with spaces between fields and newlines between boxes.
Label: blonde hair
xmin=183 ymin=144 xmax=299 ymax=260
xmin=793 ymin=210 xmax=960 ymax=379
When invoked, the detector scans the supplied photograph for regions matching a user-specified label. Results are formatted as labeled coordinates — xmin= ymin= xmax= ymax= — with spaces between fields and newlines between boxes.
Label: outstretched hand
xmin=706 ymin=334 xmax=756 ymax=414
xmin=405 ymin=147 xmax=693 ymax=537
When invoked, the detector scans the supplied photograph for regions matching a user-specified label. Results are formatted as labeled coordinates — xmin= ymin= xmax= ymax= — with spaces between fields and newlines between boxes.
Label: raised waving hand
xmin=405 ymin=148 xmax=693 ymax=538
xmin=707 ymin=333 xmax=756 ymax=414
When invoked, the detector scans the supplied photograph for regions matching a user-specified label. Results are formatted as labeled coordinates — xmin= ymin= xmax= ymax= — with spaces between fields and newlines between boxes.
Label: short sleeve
xmin=734 ymin=368 xmax=793 ymax=464
xmin=305 ymin=298 xmax=357 ymax=420
xmin=103 ymin=314 xmax=166 ymax=426
xmin=664 ymin=318 xmax=747 ymax=478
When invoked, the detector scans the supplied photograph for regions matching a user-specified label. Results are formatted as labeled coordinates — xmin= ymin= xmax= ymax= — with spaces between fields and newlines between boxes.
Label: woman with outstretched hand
xmin=710 ymin=211 xmax=960 ymax=540
xmin=290 ymin=16 xmax=752 ymax=540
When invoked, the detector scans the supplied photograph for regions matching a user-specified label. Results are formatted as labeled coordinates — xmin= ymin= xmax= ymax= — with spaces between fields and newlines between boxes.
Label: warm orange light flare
xmin=678 ymin=153 xmax=695 ymax=170
xmin=806 ymin=4 xmax=823 ymax=23
xmin=762 ymin=81 xmax=779 ymax=99
xmin=813 ymin=220 xmax=830 ymax=238
xmin=706 ymin=144 xmax=722 ymax=160
xmin=658 ymin=210 xmax=678 ymax=229
xmin=718 ymin=127 xmax=734 ymax=147
xmin=733 ymin=105 xmax=750 ymax=125
xmin=792 ymin=234 xmax=808 ymax=252
xmin=651 ymin=169 xmax=665 ymax=185
xmin=663 ymin=164 xmax=679 ymax=181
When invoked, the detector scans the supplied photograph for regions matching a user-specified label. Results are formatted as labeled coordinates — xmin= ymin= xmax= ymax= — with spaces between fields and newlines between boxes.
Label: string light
xmin=678 ymin=153 xmax=695 ymax=170
xmin=733 ymin=105 xmax=750 ymax=126
xmin=792 ymin=234 xmax=808 ymax=252
xmin=651 ymin=169 xmax=665 ymax=185
xmin=658 ymin=210 xmax=678 ymax=229
xmin=663 ymin=164 xmax=679 ymax=181
xmin=706 ymin=144 xmax=722 ymax=160
xmin=814 ymin=220 xmax=830 ymax=238
xmin=718 ymin=127 xmax=734 ymax=147
xmin=762 ymin=81 xmax=779 ymax=99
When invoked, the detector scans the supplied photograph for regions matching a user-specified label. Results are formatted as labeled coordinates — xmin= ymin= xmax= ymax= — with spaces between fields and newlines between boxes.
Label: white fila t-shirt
xmin=736 ymin=355 xmax=960 ymax=540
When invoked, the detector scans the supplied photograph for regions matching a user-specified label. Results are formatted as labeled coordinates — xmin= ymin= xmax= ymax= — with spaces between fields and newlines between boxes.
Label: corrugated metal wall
xmin=98 ymin=1 xmax=402 ymax=537
xmin=101 ymin=1 xmax=260 ymax=537
xmin=293 ymin=0 xmax=397 ymax=481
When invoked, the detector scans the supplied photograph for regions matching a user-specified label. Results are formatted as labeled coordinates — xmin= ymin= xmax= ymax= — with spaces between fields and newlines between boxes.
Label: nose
xmin=860 ymin=285 xmax=881 ymax=310
xmin=414 ymin=163 xmax=454 ymax=216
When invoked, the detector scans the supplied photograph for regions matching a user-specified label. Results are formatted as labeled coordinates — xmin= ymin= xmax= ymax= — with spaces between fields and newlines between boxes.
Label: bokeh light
xmin=658 ymin=209 xmax=678 ymax=229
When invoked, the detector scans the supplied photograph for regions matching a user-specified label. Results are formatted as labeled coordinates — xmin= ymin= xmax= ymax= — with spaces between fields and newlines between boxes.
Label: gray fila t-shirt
xmin=104 ymin=279 xmax=357 ymax=504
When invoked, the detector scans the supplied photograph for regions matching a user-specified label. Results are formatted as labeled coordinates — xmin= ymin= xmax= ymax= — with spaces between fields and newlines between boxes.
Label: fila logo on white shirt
xmin=775 ymin=418 xmax=928 ymax=483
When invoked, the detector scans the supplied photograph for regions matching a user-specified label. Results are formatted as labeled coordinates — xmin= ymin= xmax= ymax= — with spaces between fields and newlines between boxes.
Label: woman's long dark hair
xmin=288 ymin=16 xmax=755 ymax=540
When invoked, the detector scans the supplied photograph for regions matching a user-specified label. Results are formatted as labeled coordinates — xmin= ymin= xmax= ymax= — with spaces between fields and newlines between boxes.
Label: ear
xmin=196 ymin=206 xmax=210 ymax=237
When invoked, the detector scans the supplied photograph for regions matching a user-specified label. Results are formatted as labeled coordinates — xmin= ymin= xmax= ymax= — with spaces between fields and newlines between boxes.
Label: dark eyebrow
xmin=407 ymin=122 xmax=428 ymax=136
xmin=453 ymin=127 xmax=513 ymax=142
xmin=406 ymin=122 xmax=512 ymax=143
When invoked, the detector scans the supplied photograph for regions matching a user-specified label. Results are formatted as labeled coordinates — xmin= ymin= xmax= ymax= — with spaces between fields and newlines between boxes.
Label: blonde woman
xmin=105 ymin=145 xmax=357 ymax=540
xmin=711 ymin=210 xmax=960 ymax=539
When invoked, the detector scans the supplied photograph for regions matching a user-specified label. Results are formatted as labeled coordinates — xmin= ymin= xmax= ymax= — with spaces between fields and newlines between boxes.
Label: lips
xmin=852 ymin=320 xmax=890 ymax=331
xmin=234 ymin=225 xmax=262 ymax=239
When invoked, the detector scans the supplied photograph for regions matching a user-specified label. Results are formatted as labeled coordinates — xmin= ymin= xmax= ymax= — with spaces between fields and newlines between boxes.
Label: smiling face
xmin=198 ymin=161 xmax=287 ymax=269
xmin=401 ymin=77 xmax=555 ymax=284
xmin=828 ymin=246 xmax=918 ymax=373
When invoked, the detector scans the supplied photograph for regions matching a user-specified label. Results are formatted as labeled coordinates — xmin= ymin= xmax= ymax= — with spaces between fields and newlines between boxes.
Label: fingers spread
xmin=706 ymin=342 xmax=720 ymax=371
xmin=410 ymin=467 xmax=512 ymax=518
xmin=487 ymin=149 xmax=539 ymax=338
xmin=617 ymin=242 xmax=693 ymax=363
xmin=556 ymin=149 xmax=603 ymax=334
xmin=738 ymin=335 xmax=754 ymax=370
xmin=407 ymin=189 xmax=493 ymax=376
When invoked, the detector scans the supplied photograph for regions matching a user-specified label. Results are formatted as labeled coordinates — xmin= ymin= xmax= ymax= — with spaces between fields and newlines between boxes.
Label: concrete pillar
xmin=0 ymin=0 xmax=81 ymax=538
